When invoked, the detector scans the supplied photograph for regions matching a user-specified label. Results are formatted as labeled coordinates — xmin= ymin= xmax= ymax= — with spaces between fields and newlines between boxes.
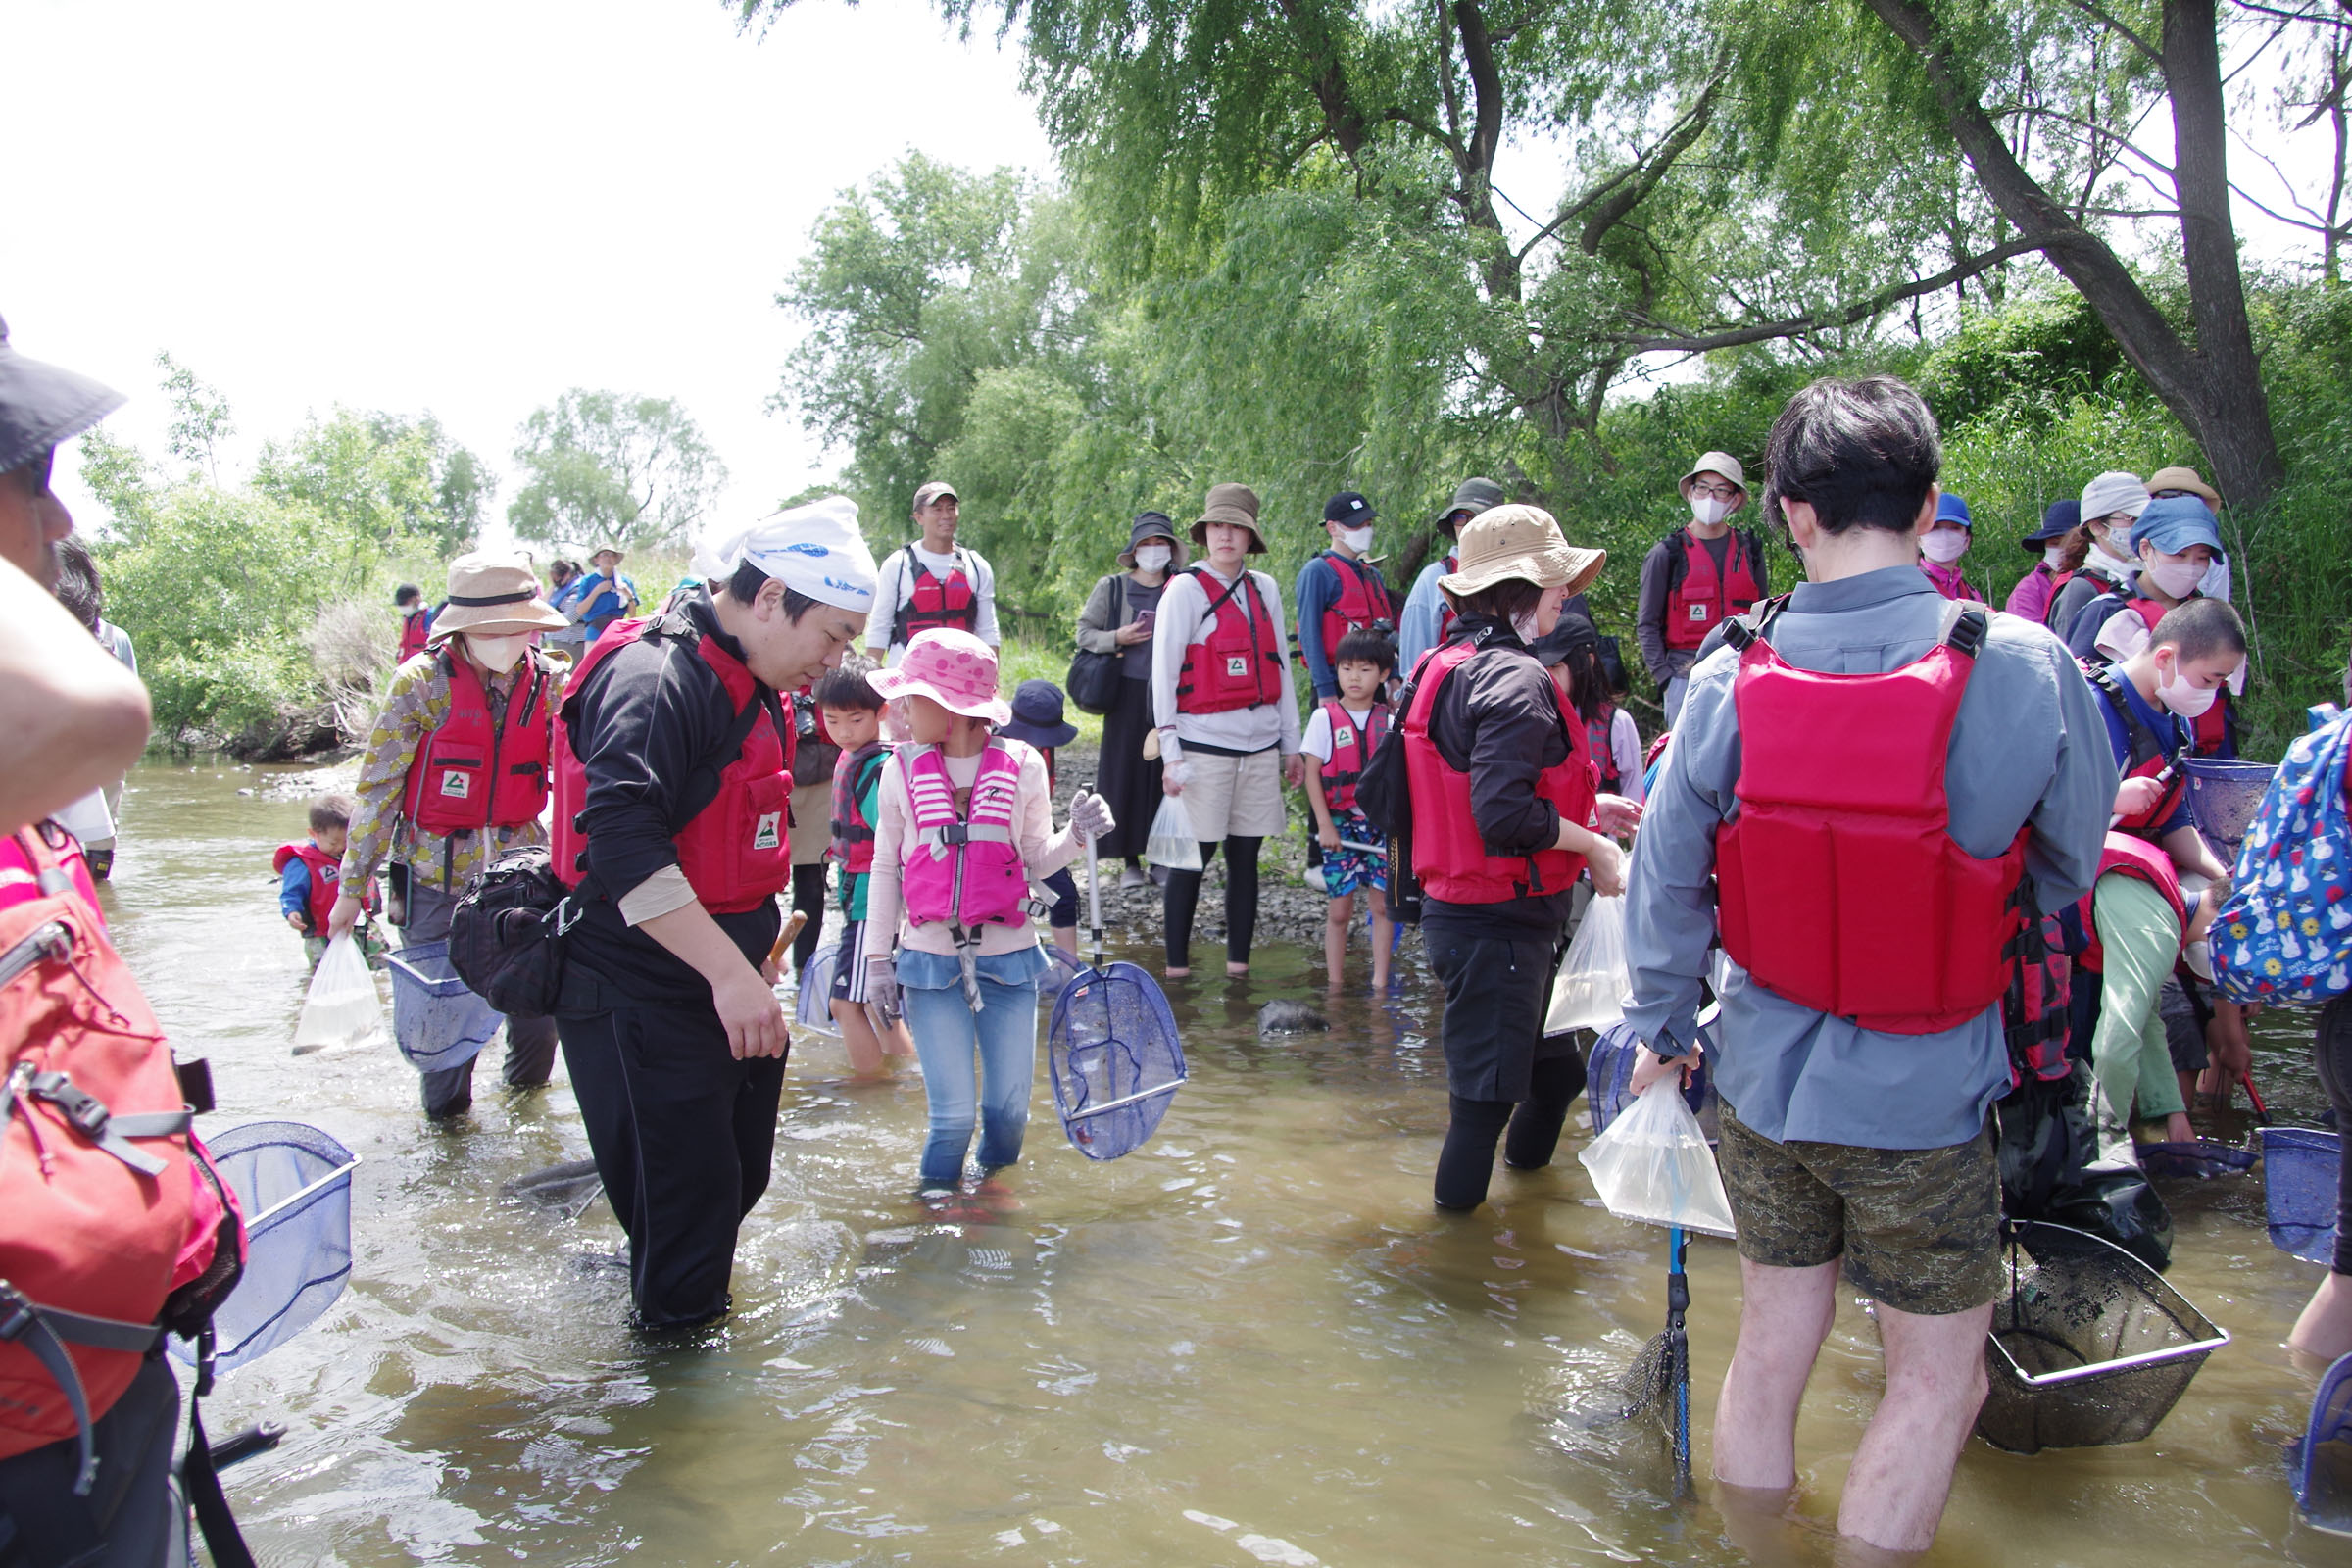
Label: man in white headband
xmin=550 ymin=495 xmax=877 ymax=1333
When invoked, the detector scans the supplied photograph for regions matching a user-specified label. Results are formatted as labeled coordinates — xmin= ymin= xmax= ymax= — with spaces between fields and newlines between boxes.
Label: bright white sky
xmin=0 ymin=0 xmax=1054 ymax=542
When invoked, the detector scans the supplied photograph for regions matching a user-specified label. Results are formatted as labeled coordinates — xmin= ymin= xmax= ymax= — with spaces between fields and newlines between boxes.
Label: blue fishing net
xmin=2264 ymin=1126 xmax=2341 ymax=1264
xmin=386 ymin=940 xmax=501 ymax=1071
xmin=1587 ymin=1020 xmax=1712 ymax=1137
xmin=171 ymin=1120 xmax=359 ymax=1375
xmin=2292 ymin=1351 xmax=2352 ymax=1536
xmin=2182 ymin=756 xmax=2276 ymax=867
xmin=797 ymin=942 xmax=840 ymax=1031
xmin=1047 ymin=960 xmax=1187 ymax=1161
xmin=2138 ymin=1139 xmax=2256 ymax=1181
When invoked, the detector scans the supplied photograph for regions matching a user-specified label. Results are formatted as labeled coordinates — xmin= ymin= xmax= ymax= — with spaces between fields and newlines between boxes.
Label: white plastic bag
xmin=293 ymin=935 xmax=385 ymax=1053
xmin=1576 ymin=1077 xmax=1737 ymax=1237
xmin=1545 ymin=893 xmax=1631 ymax=1034
xmin=1146 ymin=794 xmax=1203 ymax=871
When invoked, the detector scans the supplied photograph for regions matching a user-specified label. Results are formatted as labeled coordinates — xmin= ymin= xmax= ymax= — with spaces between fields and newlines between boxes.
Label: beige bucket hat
xmin=1190 ymin=482 xmax=1267 ymax=553
xmin=1678 ymin=451 xmax=1748 ymax=503
xmin=432 ymin=551 xmax=569 ymax=637
xmin=1439 ymin=505 xmax=1604 ymax=599
xmin=2145 ymin=466 xmax=2222 ymax=509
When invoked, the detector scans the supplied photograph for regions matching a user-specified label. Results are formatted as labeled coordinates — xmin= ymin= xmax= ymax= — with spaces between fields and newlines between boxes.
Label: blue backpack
xmin=2212 ymin=711 xmax=2352 ymax=1005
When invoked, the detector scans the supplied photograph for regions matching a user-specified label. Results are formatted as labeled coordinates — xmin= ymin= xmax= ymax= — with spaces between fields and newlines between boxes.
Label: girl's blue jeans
xmin=897 ymin=945 xmax=1048 ymax=1187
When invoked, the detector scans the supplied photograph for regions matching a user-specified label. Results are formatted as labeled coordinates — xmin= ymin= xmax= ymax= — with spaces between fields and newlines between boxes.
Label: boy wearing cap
xmin=2046 ymin=470 xmax=2148 ymax=637
xmin=1293 ymin=491 xmax=1393 ymax=701
xmin=1150 ymin=483 xmax=1306 ymax=978
xmin=1636 ymin=453 xmax=1769 ymax=727
xmin=1398 ymin=477 xmax=1505 ymax=675
xmin=331 ymin=552 xmax=572 ymax=1117
xmin=2004 ymin=500 xmax=2083 ymax=624
xmin=550 ymin=499 xmax=876 ymax=1331
xmin=866 ymin=480 xmax=1001 ymax=666
xmin=1916 ymin=493 xmax=1981 ymax=601
xmin=1623 ymin=376 xmax=2114 ymax=1554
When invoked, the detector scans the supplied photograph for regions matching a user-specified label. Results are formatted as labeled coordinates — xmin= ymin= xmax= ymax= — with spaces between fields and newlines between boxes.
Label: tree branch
xmin=2060 ymin=0 xmax=2167 ymax=65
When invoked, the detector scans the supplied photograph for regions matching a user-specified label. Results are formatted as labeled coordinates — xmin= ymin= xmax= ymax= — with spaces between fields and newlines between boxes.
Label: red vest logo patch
xmin=754 ymin=811 xmax=782 ymax=852
xmin=440 ymin=770 xmax=470 ymax=798
xmin=1224 ymin=654 xmax=1249 ymax=677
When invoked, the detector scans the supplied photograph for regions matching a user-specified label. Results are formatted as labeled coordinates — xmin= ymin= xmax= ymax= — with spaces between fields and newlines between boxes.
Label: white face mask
xmin=1134 ymin=545 xmax=1172 ymax=574
xmin=1339 ymin=526 xmax=1375 ymax=555
xmin=1690 ymin=496 xmax=1735 ymax=527
xmin=2158 ymin=662 xmax=2218 ymax=718
xmin=2042 ymin=545 xmax=2071 ymax=569
xmin=466 ymin=632 xmax=529 ymax=673
xmin=2143 ymin=557 xmax=2205 ymax=600
xmin=1921 ymin=528 xmax=1969 ymax=564
xmin=1509 ymin=608 xmax=1544 ymax=645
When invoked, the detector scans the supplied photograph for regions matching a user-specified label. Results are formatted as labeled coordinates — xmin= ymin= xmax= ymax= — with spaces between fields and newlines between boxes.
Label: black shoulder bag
xmin=1066 ymin=574 xmax=1128 ymax=716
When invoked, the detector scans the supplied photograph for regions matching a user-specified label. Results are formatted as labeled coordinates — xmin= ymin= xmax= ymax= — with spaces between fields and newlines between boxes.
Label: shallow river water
xmin=93 ymin=760 xmax=2352 ymax=1565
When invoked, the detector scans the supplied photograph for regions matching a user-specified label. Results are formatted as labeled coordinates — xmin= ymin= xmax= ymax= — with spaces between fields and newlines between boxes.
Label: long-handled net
xmin=2181 ymin=756 xmax=2275 ymax=868
xmin=2264 ymin=1126 xmax=2340 ymax=1263
xmin=170 ymin=1121 xmax=360 ymax=1376
xmin=1045 ymin=814 xmax=1187 ymax=1161
xmin=1601 ymin=1226 xmax=1694 ymax=1494
xmin=2292 ymin=1352 xmax=2352 ymax=1537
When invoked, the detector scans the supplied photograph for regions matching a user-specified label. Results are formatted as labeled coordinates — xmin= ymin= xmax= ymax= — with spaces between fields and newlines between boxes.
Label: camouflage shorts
xmin=1716 ymin=1104 xmax=2003 ymax=1316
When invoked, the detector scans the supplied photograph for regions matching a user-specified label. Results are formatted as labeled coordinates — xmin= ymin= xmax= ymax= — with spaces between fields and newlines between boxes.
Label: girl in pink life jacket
xmin=859 ymin=630 xmax=1115 ymax=1194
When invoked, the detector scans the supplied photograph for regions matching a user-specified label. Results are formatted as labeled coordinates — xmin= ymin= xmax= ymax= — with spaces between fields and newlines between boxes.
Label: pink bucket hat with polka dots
xmin=864 ymin=628 xmax=1012 ymax=725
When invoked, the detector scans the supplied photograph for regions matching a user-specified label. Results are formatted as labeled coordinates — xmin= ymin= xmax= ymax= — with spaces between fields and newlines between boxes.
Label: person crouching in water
xmin=552 ymin=499 xmax=876 ymax=1332
xmin=859 ymin=629 xmax=1114 ymax=1197
xmin=1620 ymin=375 xmax=2114 ymax=1554
xmin=331 ymin=552 xmax=569 ymax=1117
xmin=1301 ymin=627 xmax=1396 ymax=991
xmin=815 ymin=656 xmax=916 ymax=1074
xmin=1403 ymin=507 xmax=1634 ymax=1210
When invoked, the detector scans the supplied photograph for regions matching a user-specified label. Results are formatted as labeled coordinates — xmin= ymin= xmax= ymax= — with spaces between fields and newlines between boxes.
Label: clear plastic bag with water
xmin=293 ymin=934 xmax=384 ymax=1053
xmin=1545 ymin=893 xmax=1632 ymax=1034
xmin=1577 ymin=1077 xmax=1737 ymax=1237
xmin=797 ymin=941 xmax=841 ymax=1034
xmin=1146 ymin=793 xmax=1203 ymax=871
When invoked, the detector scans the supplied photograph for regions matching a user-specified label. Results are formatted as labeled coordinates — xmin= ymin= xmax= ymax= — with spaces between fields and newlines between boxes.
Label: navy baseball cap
xmin=2024 ymin=498 xmax=2080 ymax=550
xmin=1935 ymin=492 xmax=1973 ymax=528
xmin=0 ymin=315 xmax=122 ymax=475
xmin=1324 ymin=491 xmax=1376 ymax=524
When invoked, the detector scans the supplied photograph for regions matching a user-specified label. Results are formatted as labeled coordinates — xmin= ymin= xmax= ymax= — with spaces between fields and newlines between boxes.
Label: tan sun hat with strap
xmin=432 ymin=551 xmax=570 ymax=637
xmin=1439 ymin=505 xmax=1604 ymax=599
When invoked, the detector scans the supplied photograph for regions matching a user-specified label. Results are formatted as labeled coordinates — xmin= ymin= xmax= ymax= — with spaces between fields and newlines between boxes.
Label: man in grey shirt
xmin=1621 ymin=377 xmax=2115 ymax=1554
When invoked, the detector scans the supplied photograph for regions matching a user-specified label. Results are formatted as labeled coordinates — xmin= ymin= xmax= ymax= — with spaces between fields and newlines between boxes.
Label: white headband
xmin=693 ymin=495 xmax=878 ymax=613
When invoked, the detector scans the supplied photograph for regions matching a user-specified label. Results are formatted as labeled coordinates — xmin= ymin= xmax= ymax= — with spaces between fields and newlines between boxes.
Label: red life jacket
xmin=829 ymin=741 xmax=889 ymax=877
xmin=2068 ymin=831 xmax=2188 ymax=975
xmin=1317 ymin=699 xmax=1389 ymax=813
xmin=0 ymin=825 xmax=244 ymax=1477
xmin=1436 ymin=552 xmax=1458 ymax=641
xmin=1715 ymin=603 xmax=2029 ymax=1034
xmin=1313 ymin=550 xmax=1390 ymax=664
xmin=401 ymin=653 xmax=555 ymax=836
xmin=1176 ymin=566 xmax=1284 ymax=715
xmin=2084 ymin=663 xmax=2189 ymax=836
xmin=1662 ymin=528 xmax=1762 ymax=651
xmin=1586 ymin=701 xmax=1622 ymax=794
xmin=1402 ymin=636 xmax=1592 ymax=904
xmin=893 ymin=545 xmax=979 ymax=645
xmin=551 ymin=613 xmax=796 ymax=916
xmin=398 ymin=607 xmax=432 ymax=661
xmin=273 ymin=842 xmax=344 ymax=935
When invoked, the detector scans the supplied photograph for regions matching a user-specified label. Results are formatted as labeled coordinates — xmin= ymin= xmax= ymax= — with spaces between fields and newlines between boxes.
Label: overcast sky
xmin=3 ymin=1 xmax=2337 ymax=549
xmin=0 ymin=0 xmax=1054 ymax=540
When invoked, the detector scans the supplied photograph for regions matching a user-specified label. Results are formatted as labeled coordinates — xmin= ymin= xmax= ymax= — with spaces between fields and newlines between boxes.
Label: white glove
xmin=865 ymin=956 xmax=903 ymax=1026
xmin=1068 ymin=791 xmax=1116 ymax=843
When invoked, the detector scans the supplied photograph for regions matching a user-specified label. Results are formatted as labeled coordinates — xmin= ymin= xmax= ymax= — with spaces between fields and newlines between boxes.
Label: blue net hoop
xmin=2292 ymin=1351 xmax=2352 ymax=1535
xmin=2264 ymin=1126 xmax=2340 ymax=1263
xmin=797 ymin=942 xmax=841 ymax=1033
xmin=170 ymin=1120 xmax=359 ymax=1375
xmin=2181 ymin=756 xmax=2275 ymax=867
xmin=386 ymin=940 xmax=501 ymax=1072
xmin=1047 ymin=960 xmax=1187 ymax=1161
xmin=1588 ymin=1018 xmax=1714 ymax=1137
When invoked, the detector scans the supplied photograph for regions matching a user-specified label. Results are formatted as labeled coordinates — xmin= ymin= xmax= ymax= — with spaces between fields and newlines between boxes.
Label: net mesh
xmin=2295 ymin=1354 xmax=2352 ymax=1535
xmin=386 ymin=940 xmax=501 ymax=1072
xmin=2181 ymin=756 xmax=2275 ymax=865
xmin=797 ymin=942 xmax=840 ymax=1032
xmin=2264 ymin=1126 xmax=2340 ymax=1263
xmin=1976 ymin=1221 xmax=2225 ymax=1454
xmin=1047 ymin=960 xmax=1187 ymax=1161
xmin=171 ymin=1120 xmax=358 ymax=1375
xmin=2137 ymin=1138 xmax=2257 ymax=1182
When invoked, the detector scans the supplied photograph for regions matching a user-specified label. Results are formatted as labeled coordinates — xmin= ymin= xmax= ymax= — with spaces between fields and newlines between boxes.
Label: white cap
xmin=693 ymin=496 xmax=878 ymax=613
xmin=2079 ymin=471 xmax=2149 ymax=523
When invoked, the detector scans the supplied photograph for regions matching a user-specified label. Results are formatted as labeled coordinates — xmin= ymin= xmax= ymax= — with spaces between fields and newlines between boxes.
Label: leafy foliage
xmin=254 ymin=408 xmax=493 ymax=557
xmin=507 ymin=389 xmax=728 ymax=551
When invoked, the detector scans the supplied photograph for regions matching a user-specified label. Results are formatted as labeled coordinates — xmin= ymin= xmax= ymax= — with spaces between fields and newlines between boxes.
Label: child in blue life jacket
xmin=816 ymin=658 xmax=916 ymax=1075
xmin=860 ymin=630 xmax=1115 ymax=1194
xmin=998 ymin=678 xmax=1085 ymax=961
xmin=1301 ymin=628 xmax=1395 ymax=990
xmin=275 ymin=794 xmax=370 ymax=966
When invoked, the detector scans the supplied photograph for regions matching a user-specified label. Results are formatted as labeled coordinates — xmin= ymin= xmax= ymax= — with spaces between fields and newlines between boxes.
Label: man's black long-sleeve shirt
xmin=563 ymin=589 xmax=783 ymax=1005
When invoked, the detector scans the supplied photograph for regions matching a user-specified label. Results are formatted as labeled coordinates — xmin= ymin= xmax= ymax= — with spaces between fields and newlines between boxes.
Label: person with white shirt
xmin=1151 ymin=482 xmax=1305 ymax=978
xmin=865 ymin=480 xmax=1002 ymax=664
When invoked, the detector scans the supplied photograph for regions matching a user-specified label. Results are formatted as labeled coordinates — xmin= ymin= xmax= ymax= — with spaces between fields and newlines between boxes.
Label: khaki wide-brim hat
xmin=1440 ymin=505 xmax=1604 ymax=599
xmin=1678 ymin=451 xmax=1748 ymax=506
xmin=2146 ymin=466 xmax=2222 ymax=508
xmin=433 ymin=551 xmax=570 ymax=636
xmin=1189 ymin=481 xmax=1266 ymax=553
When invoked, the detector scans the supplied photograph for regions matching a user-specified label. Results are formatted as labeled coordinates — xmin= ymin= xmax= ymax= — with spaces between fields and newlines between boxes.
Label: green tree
xmin=507 ymin=389 xmax=727 ymax=550
xmin=254 ymin=408 xmax=492 ymax=557
xmin=156 ymin=351 xmax=233 ymax=482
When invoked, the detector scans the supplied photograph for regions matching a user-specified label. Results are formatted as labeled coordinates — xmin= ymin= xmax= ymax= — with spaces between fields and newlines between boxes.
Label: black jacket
xmin=1420 ymin=616 xmax=1578 ymax=936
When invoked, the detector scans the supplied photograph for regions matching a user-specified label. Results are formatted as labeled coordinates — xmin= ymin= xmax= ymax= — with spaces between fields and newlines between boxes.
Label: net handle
xmin=1082 ymin=777 xmax=1103 ymax=969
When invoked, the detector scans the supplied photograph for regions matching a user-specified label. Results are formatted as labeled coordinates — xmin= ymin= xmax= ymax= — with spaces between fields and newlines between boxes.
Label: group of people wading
xmin=6 ymin=301 xmax=2338 ymax=1564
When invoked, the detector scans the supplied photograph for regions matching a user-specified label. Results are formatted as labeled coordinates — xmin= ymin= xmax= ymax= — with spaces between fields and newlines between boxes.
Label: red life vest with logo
xmin=829 ymin=741 xmax=888 ymax=877
xmin=1586 ymin=701 xmax=1623 ymax=794
xmin=1317 ymin=699 xmax=1389 ymax=814
xmin=1313 ymin=550 xmax=1390 ymax=663
xmin=1715 ymin=604 xmax=2028 ymax=1033
xmin=1662 ymin=528 xmax=1763 ymax=651
xmin=1402 ymin=637 xmax=1592 ymax=904
xmin=1176 ymin=566 xmax=1284 ymax=715
xmin=2085 ymin=663 xmax=2189 ymax=836
xmin=551 ymin=613 xmax=795 ymax=915
xmin=894 ymin=545 xmax=979 ymax=645
xmin=402 ymin=653 xmax=555 ymax=836
xmin=273 ymin=842 xmax=344 ymax=935
xmin=2068 ymin=831 xmax=2188 ymax=976
xmin=398 ymin=607 xmax=432 ymax=662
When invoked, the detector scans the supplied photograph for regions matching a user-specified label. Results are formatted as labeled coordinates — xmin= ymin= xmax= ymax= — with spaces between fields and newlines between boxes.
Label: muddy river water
xmin=93 ymin=760 xmax=2352 ymax=1565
